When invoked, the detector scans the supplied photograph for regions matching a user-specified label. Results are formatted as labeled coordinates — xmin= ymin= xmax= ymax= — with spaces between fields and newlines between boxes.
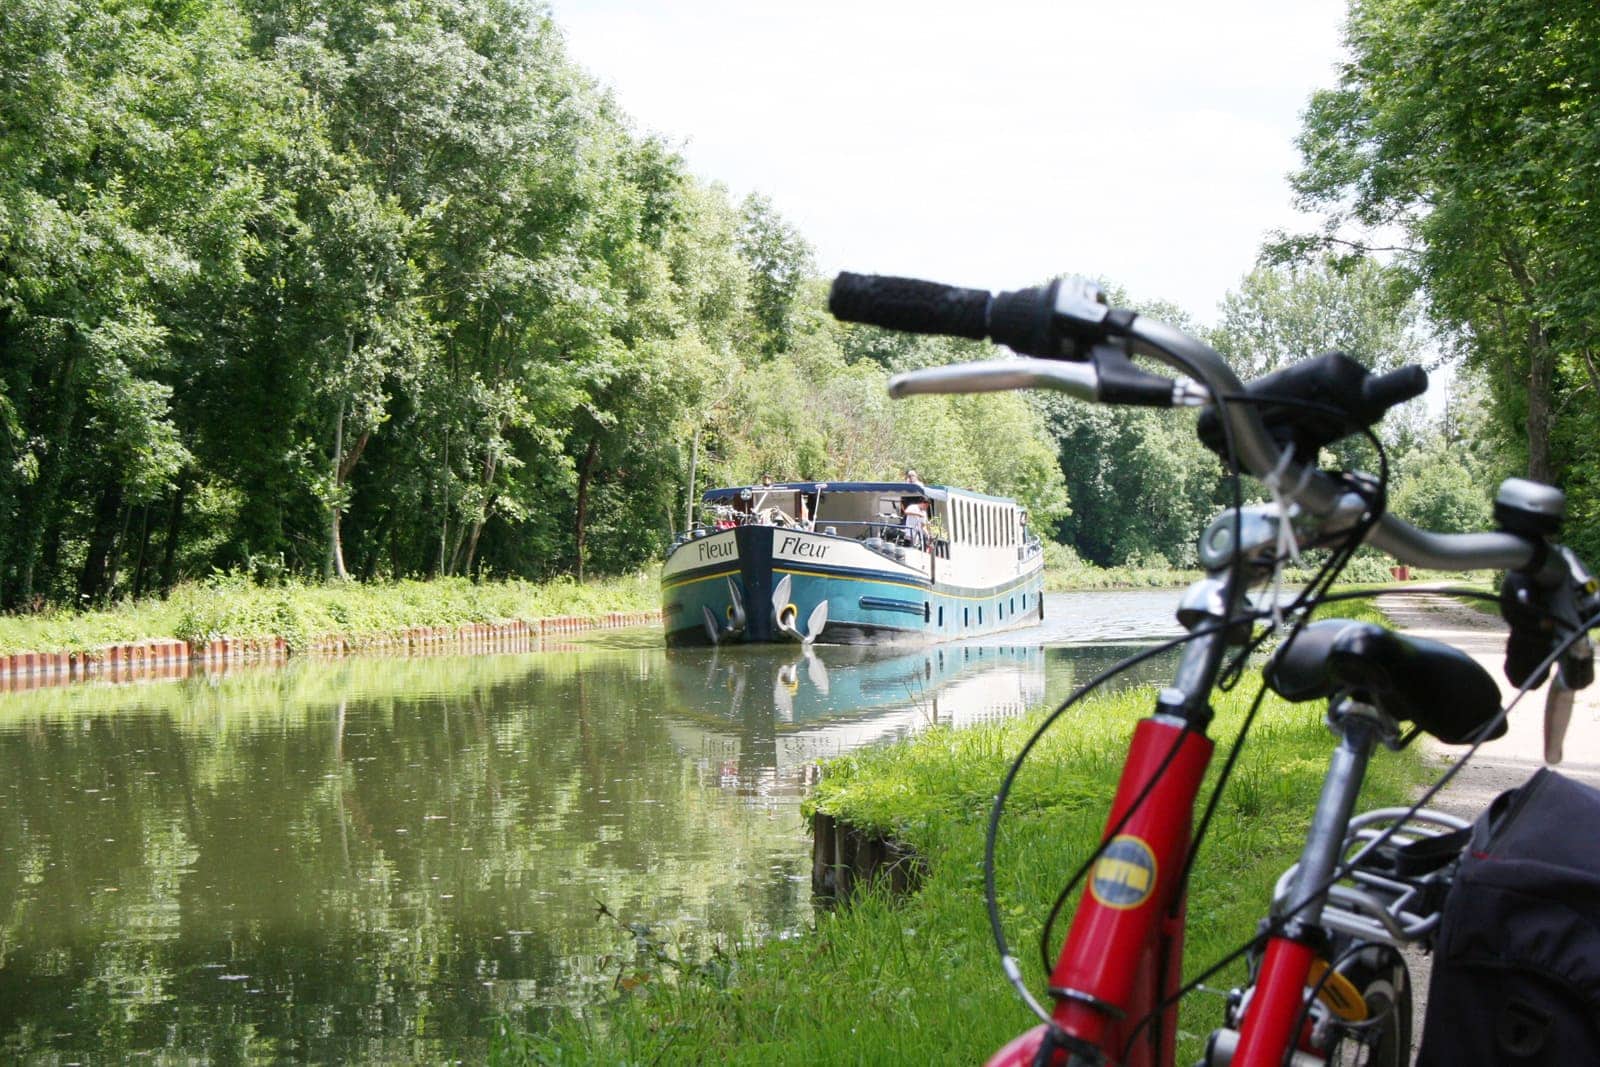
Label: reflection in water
xmin=662 ymin=643 xmax=1049 ymax=799
xmin=0 ymin=592 xmax=1183 ymax=1062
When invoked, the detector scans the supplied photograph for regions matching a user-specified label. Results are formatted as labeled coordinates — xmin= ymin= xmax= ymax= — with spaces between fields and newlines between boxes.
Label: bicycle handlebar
xmin=838 ymin=271 xmax=1538 ymax=574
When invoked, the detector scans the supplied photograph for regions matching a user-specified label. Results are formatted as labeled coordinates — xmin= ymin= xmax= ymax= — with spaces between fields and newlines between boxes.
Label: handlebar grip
xmin=1361 ymin=365 xmax=1428 ymax=415
xmin=828 ymin=272 xmax=990 ymax=340
xmin=987 ymin=283 xmax=1060 ymax=357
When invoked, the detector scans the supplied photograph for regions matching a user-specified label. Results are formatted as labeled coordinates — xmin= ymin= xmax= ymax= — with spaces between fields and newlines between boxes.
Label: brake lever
xmin=886 ymin=352 xmax=1209 ymax=407
xmin=1545 ymin=677 xmax=1574 ymax=765
xmin=1546 ymin=621 xmax=1595 ymax=764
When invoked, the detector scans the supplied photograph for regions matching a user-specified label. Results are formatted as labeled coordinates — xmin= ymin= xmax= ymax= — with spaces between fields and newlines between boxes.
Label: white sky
xmin=553 ymin=0 xmax=1352 ymax=326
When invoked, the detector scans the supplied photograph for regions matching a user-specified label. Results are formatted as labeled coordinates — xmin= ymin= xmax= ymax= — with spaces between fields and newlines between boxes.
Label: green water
xmin=0 ymin=593 xmax=1183 ymax=1062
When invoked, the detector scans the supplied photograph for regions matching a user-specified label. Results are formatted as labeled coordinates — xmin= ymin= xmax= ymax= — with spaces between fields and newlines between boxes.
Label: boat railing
xmin=672 ymin=514 xmax=946 ymax=559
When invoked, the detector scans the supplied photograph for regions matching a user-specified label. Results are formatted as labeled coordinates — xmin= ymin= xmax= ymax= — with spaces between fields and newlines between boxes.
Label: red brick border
xmin=0 ymin=610 xmax=663 ymax=691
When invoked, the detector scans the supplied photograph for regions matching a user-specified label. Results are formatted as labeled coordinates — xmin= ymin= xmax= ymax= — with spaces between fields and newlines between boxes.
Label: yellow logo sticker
xmin=1089 ymin=836 xmax=1159 ymax=910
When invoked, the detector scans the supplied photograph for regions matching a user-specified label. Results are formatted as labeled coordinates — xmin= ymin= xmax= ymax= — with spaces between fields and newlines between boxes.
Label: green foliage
xmin=0 ymin=0 xmax=1537 ymax=610
xmin=1214 ymin=257 xmax=1422 ymax=381
xmin=0 ymin=572 xmax=658 ymax=654
xmin=1283 ymin=0 xmax=1600 ymax=548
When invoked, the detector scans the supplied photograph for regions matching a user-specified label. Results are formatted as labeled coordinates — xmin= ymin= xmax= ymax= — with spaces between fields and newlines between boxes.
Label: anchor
xmin=771 ymin=574 xmax=829 ymax=644
xmin=700 ymin=577 xmax=749 ymax=646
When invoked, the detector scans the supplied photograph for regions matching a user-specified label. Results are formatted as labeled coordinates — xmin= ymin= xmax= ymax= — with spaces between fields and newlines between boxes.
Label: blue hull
xmin=662 ymin=526 xmax=1044 ymax=647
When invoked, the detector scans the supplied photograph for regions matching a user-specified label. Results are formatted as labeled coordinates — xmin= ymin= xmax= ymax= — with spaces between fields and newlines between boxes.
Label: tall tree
xmin=1285 ymin=0 xmax=1600 ymax=487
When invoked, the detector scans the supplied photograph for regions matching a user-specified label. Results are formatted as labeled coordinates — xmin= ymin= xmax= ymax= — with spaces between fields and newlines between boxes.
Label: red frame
xmin=984 ymin=716 xmax=1321 ymax=1067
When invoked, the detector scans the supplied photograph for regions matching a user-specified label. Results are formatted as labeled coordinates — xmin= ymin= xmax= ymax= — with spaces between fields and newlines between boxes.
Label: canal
xmin=0 ymin=590 xmax=1186 ymax=1062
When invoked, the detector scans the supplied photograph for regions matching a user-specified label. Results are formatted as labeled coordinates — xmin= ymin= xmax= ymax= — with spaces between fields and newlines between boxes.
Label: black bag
xmin=1416 ymin=768 xmax=1600 ymax=1065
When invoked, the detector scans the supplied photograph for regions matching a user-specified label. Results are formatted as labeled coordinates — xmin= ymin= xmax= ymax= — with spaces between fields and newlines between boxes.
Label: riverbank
xmin=494 ymin=664 xmax=1429 ymax=1065
xmin=0 ymin=574 xmax=661 ymax=682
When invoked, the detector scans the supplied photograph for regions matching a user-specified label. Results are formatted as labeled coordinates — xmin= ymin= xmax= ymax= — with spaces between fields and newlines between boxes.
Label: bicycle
xmin=826 ymin=272 xmax=1599 ymax=1067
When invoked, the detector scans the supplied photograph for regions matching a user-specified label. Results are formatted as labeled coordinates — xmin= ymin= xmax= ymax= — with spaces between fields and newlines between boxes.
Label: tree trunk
xmin=461 ymin=444 xmax=501 ymax=578
xmin=1525 ymin=321 xmax=1555 ymax=484
xmin=8 ymin=350 xmax=79 ymax=608
xmin=328 ymin=395 xmax=349 ymax=579
xmin=445 ymin=515 xmax=470 ymax=576
xmin=159 ymin=477 xmax=188 ymax=595
xmin=1502 ymin=244 xmax=1556 ymax=485
xmin=103 ymin=497 xmax=132 ymax=600
xmin=462 ymin=493 xmax=494 ymax=578
xmin=437 ymin=432 xmax=450 ymax=578
xmin=685 ymin=426 xmax=701 ymax=532
xmin=359 ymin=507 xmax=394 ymax=581
xmin=574 ymin=436 xmax=599 ymax=583
xmin=76 ymin=480 xmax=124 ymax=605
xmin=131 ymin=504 xmax=153 ymax=599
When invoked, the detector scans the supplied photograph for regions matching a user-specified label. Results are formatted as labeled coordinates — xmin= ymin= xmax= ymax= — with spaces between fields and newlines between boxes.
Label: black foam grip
xmin=828 ymin=272 xmax=990 ymax=340
xmin=1361 ymin=365 xmax=1428 ymax=416
xmin=987 ymin=283 xmax=1059 ymax=357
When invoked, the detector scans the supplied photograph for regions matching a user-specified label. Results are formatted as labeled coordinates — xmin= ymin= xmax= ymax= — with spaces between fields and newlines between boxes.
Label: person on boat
xmin=903 ymin=496 xmax=929 ymax=548
xmin=904 ymin=468 xmax=922 ymax=485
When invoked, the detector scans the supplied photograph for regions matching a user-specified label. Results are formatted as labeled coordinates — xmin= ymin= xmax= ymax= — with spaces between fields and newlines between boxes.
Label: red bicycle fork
xmin=986 ymin=716 xmax=1214 ymax=1067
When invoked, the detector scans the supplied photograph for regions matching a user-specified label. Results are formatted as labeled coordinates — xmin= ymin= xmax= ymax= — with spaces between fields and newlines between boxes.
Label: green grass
xmin=1044 ymin=562 xmax=1197 ymax=591
xmin=1042 ymin=535 xmax=1488 ymax=595
xmin=492 ymin=675 xmax=1429 ymax=1066
xmin=0 ymin=572 xmax=661 ymax=655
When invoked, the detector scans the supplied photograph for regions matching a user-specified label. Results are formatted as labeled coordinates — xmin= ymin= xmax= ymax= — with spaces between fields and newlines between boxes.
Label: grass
xmin=491 ymin=671 xmax=1430 ymax=1066
xmin=0 ymin=571 xmax=661 ymax=655
xmin=1041 ymin=539 xmax=1476 ymax=594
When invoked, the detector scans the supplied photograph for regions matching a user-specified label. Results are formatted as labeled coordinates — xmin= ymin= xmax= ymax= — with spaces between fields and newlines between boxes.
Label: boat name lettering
xmin=778 ymin=536 xmax=829 ymax=559
xmin=697 ymin=539 xmax=736 ymax=562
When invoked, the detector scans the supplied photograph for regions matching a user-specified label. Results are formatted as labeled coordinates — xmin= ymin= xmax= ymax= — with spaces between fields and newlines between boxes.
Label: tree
xmin=1284 ymin=0 xmax=1600 ymax=492
xmin=1213 ymin=257 xmax=1422 ymax=381
xmin=736 ymin=194 xmax=814 ymax=360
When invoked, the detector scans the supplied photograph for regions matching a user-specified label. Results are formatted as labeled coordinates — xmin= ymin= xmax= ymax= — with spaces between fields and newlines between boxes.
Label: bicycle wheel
xmin=1319 ymin=943 xmax=1412 ymax=1067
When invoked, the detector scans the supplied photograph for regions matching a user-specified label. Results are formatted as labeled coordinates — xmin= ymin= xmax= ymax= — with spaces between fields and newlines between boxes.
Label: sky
xmin=553 ymin=0 xmax=1353 ymax=326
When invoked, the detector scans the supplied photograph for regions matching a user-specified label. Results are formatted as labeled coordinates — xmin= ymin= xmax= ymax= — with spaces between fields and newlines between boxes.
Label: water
xmin=0 ymin=590 xmax=1184 ymax=1062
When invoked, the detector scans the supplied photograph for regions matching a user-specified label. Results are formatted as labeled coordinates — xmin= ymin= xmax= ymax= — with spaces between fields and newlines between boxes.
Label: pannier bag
xmin=1416 ymin=768 xmax=1600 ymax=1065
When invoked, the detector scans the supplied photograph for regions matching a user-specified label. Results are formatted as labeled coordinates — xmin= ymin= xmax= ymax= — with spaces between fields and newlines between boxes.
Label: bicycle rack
xmin=1271 ymin=806 xmax=1470 ymax=948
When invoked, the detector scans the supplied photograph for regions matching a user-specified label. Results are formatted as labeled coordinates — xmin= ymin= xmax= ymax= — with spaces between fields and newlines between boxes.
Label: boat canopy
xmin=702 ymin=481 xmax=951 ymax=503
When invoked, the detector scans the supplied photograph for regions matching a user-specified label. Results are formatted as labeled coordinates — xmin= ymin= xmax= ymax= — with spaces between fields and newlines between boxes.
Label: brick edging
xmin=0 ymin=610 xmax=664 ymax=691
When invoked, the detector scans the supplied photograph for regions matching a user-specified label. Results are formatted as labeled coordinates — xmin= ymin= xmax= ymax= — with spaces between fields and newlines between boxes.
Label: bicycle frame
xmin=986 ymin=658 xmax=1396 ymax=1067
xmin=985 ymin=718 xmax=1214 ymax=1067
